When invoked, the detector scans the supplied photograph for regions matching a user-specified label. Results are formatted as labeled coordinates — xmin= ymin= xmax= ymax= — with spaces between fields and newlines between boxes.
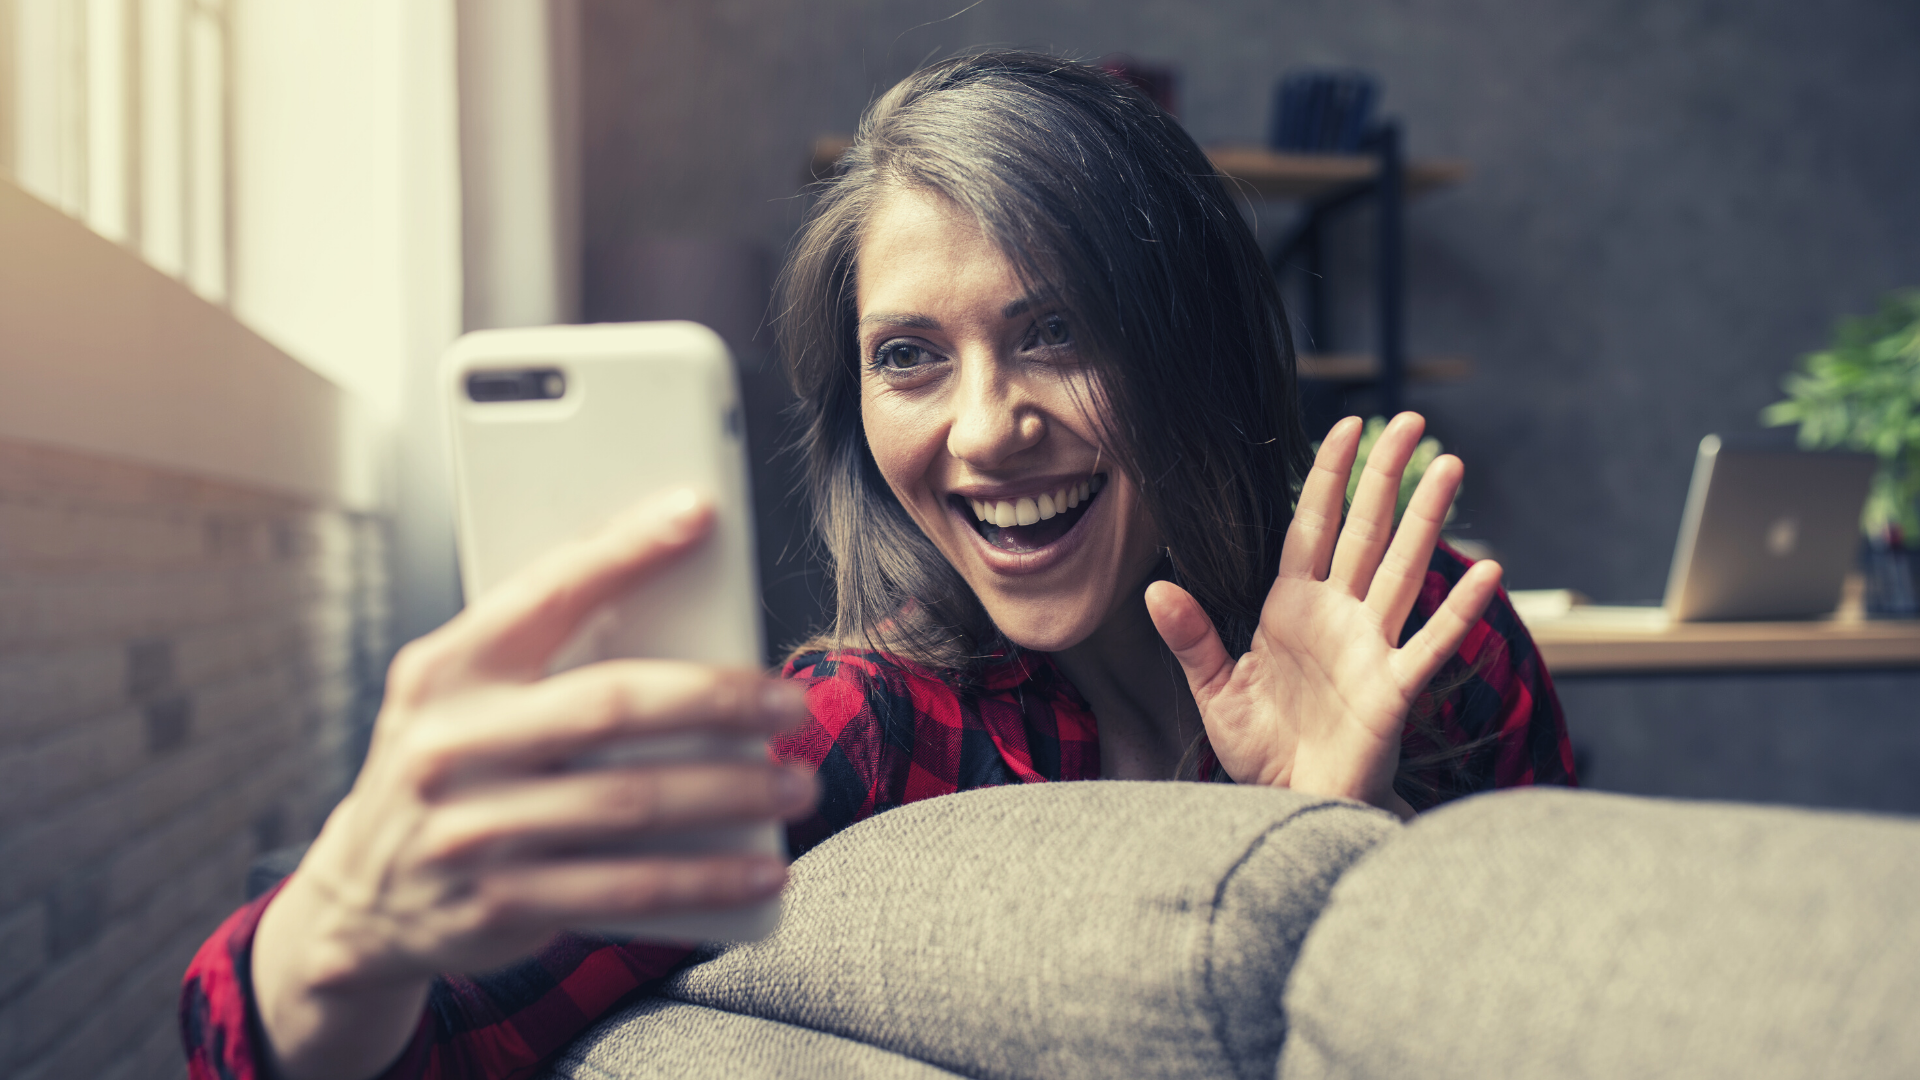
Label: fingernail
xmin=761 ymin=682 xmax=809 ymax=726
xmin=658 ymin=488 xmax=707 ymax=538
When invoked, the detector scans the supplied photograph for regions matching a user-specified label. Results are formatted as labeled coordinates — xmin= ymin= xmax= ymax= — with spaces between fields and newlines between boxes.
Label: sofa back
xmin=1280 ymin=787 xmax=1920 ymax=1080
xmin=547 ymin=783 xmax=1920 ymax=1079
xmin=549 ymin=781 xmax=1397 ymax=1080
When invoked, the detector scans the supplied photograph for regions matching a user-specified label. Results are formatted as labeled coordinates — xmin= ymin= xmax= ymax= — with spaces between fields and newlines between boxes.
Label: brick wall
xmin=0 ymin=436 xmax=390 ymax=1079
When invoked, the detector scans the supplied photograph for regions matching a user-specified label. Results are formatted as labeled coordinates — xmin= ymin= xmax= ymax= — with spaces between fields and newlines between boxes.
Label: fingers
xmin=1144 ymin=581 xmax=1235 ymax=710
xmin=444 ymin=489 xmax=716 ymax=681
xmin=1328 ymin=413 xmax=1427 ymax=598
xmin=410 ymin=666 xmax=811 ymax=783
xmin=1391 ymin=559 xmax=1503 ymax=695
xmin=479 ymin=852 xmax=790 ymax=935
xmin=1366 ymin=452 xmax=1464 ymax=637
xmin=423 ymin=761 xmax=819 ymax=864
xmin=1279 ymin=416 xmax=1363 ymax=582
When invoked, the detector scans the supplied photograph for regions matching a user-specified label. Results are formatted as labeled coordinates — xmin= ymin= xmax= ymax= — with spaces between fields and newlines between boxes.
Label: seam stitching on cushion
xmin=1203 ymin=823 xmax=1278 ymax=1079
xmin=1203 ymin=800 xmax=1400 ymax=1080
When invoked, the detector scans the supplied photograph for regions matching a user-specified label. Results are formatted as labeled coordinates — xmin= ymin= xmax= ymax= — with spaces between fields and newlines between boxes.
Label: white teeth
xmin=969 ymin=479 xmax=1102 ymax=531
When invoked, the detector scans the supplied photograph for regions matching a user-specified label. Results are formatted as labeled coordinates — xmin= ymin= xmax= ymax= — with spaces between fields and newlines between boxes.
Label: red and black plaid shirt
xmin=181 ymin=545 xmax=1573 ymax=1080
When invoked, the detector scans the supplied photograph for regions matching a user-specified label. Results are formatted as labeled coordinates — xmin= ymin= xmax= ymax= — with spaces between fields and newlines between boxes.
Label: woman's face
xmin=855 ymin=187 xmax=1164 ymax=652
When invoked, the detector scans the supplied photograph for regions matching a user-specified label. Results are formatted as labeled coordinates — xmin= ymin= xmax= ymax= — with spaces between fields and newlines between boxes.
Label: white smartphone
xmin=443 ymin=320 xmax=780 ymax=943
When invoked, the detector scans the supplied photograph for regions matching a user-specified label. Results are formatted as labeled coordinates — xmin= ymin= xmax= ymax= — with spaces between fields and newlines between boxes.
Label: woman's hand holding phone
xmin=249 ymin=490 xmax=818 ymax=1080
xmin=1146 ymin=413 xmax=1503 ymax=819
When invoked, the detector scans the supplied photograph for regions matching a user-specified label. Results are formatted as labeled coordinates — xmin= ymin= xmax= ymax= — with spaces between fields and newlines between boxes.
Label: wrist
xmin=1282 ymin=757 xmax=1409 ymax=819
xmin=253 ymin=870 xmax=433 ymax=1080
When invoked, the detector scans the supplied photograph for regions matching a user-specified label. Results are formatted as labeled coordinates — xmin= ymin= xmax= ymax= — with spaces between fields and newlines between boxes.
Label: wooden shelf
xmin=808 ymin=136 xmax=1468 ymax=201
xmin=1204 ymin=145 xmax=1467 ymax=202
xmin=1297 ymin=353 xmax=1472 ymax=383
xmin=1527 ymin=609 xmax=1920 ymax=675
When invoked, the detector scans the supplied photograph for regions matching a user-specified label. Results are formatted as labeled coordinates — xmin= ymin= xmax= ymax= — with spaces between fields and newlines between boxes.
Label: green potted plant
xmin=1762 ymin=289 xmax=1920 ymax=616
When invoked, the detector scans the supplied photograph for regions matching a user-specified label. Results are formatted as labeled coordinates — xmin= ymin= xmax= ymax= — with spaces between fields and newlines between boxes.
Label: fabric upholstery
xmin=543 ymin=1000 xmax=966 ymax=1079
xmin=639 ymin=781 xmax=1398 ymax=1080
xmin=1278 ymin=787 xmax=1920 ymax=1080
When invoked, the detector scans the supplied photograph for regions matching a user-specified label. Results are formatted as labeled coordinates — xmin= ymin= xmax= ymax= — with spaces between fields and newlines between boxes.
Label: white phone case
xmin=443 ymin=321 xmax=780 ymax=943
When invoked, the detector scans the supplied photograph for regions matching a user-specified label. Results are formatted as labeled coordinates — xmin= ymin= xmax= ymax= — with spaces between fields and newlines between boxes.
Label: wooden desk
xmin=1527 ymin=608 xmax=1920 ymax=675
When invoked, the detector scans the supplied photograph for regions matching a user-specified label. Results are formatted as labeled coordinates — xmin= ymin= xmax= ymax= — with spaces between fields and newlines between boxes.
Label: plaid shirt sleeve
xmin=181 ymin=883 xmax=697 ymax=1080
xmin=1391 ymin=542 xmax=1578 ymax=810
xmin=180 ymin=650 xmax=1079 ymax=1080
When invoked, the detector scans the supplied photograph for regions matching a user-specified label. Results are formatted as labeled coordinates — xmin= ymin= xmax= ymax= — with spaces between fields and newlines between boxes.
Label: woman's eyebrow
xmin=858 ymin=311 xmax=941 ymax=331
xmin=858 ymin=295 xmax=1047 ymax=331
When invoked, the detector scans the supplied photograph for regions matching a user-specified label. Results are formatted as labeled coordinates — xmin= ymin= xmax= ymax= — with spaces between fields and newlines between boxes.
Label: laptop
xmin=1662 ymin=435 xmax=1875 ymax=621
xmin=1511 ymin=435 xmax=1875 ymax=626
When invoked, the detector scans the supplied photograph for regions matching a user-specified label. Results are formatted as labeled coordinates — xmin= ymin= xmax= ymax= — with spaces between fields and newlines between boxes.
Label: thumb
xmin=1145 ymin=580 xmax=1235 ymax=711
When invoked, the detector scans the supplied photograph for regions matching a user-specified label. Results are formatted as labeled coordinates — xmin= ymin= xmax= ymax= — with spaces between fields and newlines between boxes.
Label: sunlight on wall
xmin=230 ymin=0 xmax=462 ymax=424
xmin=1 ymin=0 xmax=476 ymax=664
xmin=11 ymin=0 xmax=228 ymax=303
xmin=4 ymin=0 xmax=463 ymax=429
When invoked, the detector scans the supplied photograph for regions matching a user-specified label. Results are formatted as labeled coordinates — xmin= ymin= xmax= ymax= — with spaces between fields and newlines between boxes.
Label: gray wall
xmin=575 ymin=1 xmax=1920 ymax=805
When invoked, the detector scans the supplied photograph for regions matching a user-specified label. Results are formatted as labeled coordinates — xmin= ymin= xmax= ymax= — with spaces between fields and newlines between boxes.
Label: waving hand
xmin=1144 ymin=413 xmax=1502 ymax=818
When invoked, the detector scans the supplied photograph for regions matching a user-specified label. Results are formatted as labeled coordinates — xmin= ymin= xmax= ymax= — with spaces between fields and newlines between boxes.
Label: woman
xmin=184 ymin=52 xmax=1571 ymax=1080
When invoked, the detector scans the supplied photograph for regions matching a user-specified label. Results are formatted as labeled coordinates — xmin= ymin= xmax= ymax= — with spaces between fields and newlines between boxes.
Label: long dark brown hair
xmin=775 ymin=51 xmax=1487 ymax=799
xmin=778 ymin=51 xmax=1310 ymax=677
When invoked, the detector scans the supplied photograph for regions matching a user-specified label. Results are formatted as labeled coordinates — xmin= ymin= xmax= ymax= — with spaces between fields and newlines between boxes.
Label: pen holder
xmin=1862 ymin=539 xmax=1919 ymax=617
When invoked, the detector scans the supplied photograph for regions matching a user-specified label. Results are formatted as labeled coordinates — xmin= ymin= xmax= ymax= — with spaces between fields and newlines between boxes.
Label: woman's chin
xmin=979 ymin=602 xmax=1103 ymax=655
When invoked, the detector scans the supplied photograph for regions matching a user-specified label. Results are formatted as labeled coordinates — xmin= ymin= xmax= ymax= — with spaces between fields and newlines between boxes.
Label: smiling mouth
xmin=951 ymin=475 xmax=1105 ymax=554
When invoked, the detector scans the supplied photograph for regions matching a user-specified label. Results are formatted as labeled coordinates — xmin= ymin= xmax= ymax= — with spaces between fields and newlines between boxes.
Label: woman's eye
xmin=872 ymin=340 xmax=932 ymax=371
xmin=1037 ymin=315 xmax=1072 ymax=347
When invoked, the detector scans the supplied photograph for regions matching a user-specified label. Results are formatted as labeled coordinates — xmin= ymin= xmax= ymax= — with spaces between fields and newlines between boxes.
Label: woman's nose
xmin=946 ymin=361 xmax=1044 ymax=469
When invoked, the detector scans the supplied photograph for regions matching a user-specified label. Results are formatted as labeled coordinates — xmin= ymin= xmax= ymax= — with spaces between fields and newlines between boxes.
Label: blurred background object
xmin=1269 ymin=69 xmax=1377 ymax=153
xmin=1763 ymin=289 xmax=1920 ymax=616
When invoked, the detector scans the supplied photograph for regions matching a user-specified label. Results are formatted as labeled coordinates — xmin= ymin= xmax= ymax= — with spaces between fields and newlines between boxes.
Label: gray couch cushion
xmin=1279 ymin=787 xmax=1920 ymax=1080
xmin=648 ymin=780 xmax=1398 ymax=1080
xmin=545 ymin=1000 xmax=967 ymax=1080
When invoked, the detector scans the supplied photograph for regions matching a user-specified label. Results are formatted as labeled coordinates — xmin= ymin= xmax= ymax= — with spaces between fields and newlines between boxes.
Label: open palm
xmin=1146 ymin=413 xmax=1502 ymax=818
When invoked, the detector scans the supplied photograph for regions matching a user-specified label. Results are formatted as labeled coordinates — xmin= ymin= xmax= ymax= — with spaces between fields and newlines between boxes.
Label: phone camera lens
xmin=467 ymin=373 xmax=520 ymax=401
xmin=467 ymin=368 xmax=566 ymax=402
